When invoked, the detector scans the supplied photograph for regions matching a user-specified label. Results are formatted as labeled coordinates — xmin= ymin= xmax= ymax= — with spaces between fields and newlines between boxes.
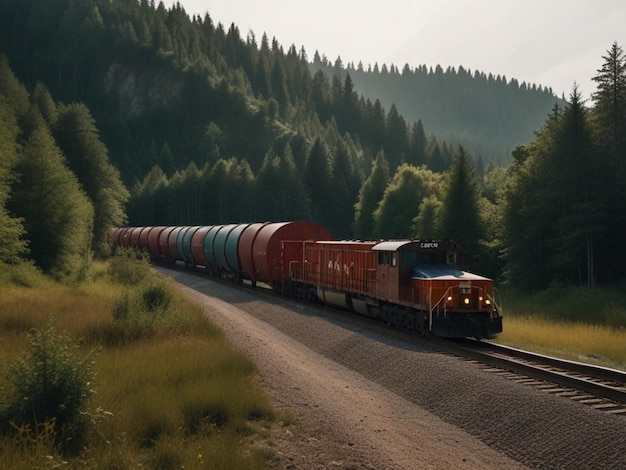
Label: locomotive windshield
xmin=412 ymin=265 xmax=464 ymax=279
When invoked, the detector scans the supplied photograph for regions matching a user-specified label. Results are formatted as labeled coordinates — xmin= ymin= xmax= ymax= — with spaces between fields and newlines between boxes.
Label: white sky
xmin=173 ymin=0 xmax=626 ymax=101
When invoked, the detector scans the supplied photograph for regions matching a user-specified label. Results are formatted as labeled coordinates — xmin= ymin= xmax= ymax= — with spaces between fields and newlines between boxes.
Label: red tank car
xmin=109 ymin=222 xmax=501 ymax=338
xmin=238 ymin=221 xmax=335 ymax=287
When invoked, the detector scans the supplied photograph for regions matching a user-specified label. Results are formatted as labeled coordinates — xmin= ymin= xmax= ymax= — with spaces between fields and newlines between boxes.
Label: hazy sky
xmin=173 ymin=0 xmax=626 ymax=101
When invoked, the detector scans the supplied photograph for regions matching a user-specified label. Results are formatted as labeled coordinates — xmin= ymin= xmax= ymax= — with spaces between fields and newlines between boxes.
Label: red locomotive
xmin=110 ymin=221 xmax=502 ymax=339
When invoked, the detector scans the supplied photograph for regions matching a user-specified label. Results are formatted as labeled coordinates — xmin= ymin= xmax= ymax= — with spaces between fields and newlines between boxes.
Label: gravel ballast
xmin=160 ymin=267 xmax=626 ymax=469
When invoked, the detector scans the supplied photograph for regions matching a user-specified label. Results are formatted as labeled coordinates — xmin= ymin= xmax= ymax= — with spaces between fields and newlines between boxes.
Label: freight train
xmin=110 ymin=221 xmax=502 ymax=339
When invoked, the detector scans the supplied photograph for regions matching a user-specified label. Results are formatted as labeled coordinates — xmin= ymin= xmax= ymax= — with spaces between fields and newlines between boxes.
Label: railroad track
xmin=157 ymin=263 xmax=626 ymax=416
xmin=438 ymin=338 xmax=626 ymax=416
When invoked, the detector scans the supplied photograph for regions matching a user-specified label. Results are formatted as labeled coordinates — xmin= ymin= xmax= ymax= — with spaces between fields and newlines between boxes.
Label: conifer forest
xmin=1 ymin=0 xmax=625 ymax=290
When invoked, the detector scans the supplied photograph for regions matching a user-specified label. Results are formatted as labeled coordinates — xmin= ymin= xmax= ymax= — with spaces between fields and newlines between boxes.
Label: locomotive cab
xmin=372 ymin=240 xmax=502 ymax=339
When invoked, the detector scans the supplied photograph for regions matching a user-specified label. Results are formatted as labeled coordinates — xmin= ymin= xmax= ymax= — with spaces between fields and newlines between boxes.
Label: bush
xmin=109 ymin=280 xmax=174 ymax=343
xmin=0 ymin=321 xmax=98 ymax=454
xmin=107 ymin=248 xmax=151 ymax=286
xmin=0 ymin=262 xmax=51 ymax=288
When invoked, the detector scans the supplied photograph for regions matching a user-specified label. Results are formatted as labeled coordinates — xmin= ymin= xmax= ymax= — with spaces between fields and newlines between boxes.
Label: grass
xmin=494 ymin=284 xmax=626 ymax=370
xmin=2 ymin=254 xmax=625 ymax=465
xmin=0 ymin=257 xmax=284 ymax=469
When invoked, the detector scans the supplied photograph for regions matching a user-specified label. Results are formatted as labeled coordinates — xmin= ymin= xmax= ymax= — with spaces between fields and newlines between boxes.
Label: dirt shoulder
xmin=164 ymin=269 xmax=528 ymax=469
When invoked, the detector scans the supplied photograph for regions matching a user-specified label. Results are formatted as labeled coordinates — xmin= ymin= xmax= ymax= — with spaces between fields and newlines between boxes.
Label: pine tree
xmin=408 ymin=119 xmax=427 ymax=167
xmin=548 ymin=87 xmax=603 ymax=285
xmin=303 ymin=137 xmax=333 ymax=227
xmin=437 ymin=147 xmax=483 ymax=252
xmin=53 ymin=102 xmax=129 ymax=256
xmin=0 ymin=95 xmax=27 ymax=264
xmin=10 ymin=120 xmax=94 ymax=281
xmin=591 ymin=42 xmax=626 ymax=175
xmin=353 ymin=151 xmax=390 ymax=239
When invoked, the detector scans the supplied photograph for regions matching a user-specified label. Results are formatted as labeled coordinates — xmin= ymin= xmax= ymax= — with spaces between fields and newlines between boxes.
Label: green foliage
xmin=53 ymin=102 xmax=129 ymax=257
xmin=0 ymin=77 xmax=28 ymax=266
xmin=373 ymin=164 xmax=440 ymax=239
xmin=255 ymin=147 xmax=311 ymax=222
xmin=0 ymin=263 xmax=279 ymax=467
xmin=503 ymin=88 xmax=610 ymax=288
xmin=3 ymin=0 xmax=626 ymax=292
xmin=313 ymin=55 xmax=563 ymax=167
xmin=107 ymin=247 xmax=151 ymax=286
xmin=109 ymin=279 xmax=175 ymax=343
xmin=0 ymin=262 xmax=49 ymax=288
xmin=0 ymin=322 xmax=98 ymax=453
xmin=412 ymin=195 xmax=441 ymax=239
xmin=9 ymin=122 xmax=94 ymax=282
xmin=353 ymin=151 xmax=390 ymax=239
xmin=304 ymin=137 xmax=334 ymax=227
xmin=505 ymin=284 xmax=626 ymax=328
xmin=437 ymin=147 xmax=483 ymax=252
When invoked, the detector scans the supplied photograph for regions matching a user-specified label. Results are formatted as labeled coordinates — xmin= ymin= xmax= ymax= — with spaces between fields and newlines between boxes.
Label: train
xmin=109 ymin=221 xmax=502 ymax=339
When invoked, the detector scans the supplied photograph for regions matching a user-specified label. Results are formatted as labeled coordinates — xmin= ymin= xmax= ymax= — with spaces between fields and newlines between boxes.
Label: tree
xmin=591 ymin=42 xmax=626 ymax=176
xmin=408 ymin=119 xmax=427 ymax=167
xmin=303 ymin=137 xmax=334 ymax=227
xmin=353 ymin=151 xmax=390 ymax=239
xmin=373 ymin=164 xmax=440 ymax=239
xmin=0 ymin=95 xmax=27 ymax=264
xmin=330 ymin=136 xmax=360 ymax=238
xmin=437 ymin=147 xmax=483 ymax=253
xmin=255 ymin=148 xmax=310 ymax=221
xmin=53 ymin=103 xmax=128 ymax=256
xmin=128 ymin=165 xmax=169 ymax=225
xmin=385 ymin=104 xmax=409 ymax=169
xmin=10 ymin=120 xmax=94 ymax=281
xmin=591 ymin=42 xmax=626 ymax=281
xmin=503 ymin=89 xmax=605 ymax=288
xmin=548 ymin=88 xmax=603 ymax=286
xmin=412 ymin=195 xmax=441 ymax=239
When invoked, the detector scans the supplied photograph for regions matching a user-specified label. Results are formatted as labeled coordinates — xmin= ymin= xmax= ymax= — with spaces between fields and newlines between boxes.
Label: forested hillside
xmin=311 ymin=56 xmax=563 ymax=165
xmin=1 ymin=0 xmax=625 ymax=291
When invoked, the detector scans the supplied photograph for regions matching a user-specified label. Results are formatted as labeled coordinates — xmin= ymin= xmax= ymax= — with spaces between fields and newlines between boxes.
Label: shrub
xmin=0 ymin=262 xmax=51 ymax=288
xmin=107 ymin=248 xmax=151 ymax=286
xmin=0 ymin=321 xmax=98 ymax=454
xmin=109 ymin=280 xmax=175 ymax=343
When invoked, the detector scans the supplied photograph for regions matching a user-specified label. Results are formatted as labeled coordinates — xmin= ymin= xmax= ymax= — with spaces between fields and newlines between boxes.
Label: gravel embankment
xmin=159 ymin=267 xmax=626 ymax=469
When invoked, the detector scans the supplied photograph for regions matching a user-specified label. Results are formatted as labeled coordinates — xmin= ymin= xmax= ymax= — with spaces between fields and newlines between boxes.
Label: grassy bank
xmin=495 ymin=285 xmax=626 ymax=370
xmin=0 ymin=255 xmax=283 ymax=469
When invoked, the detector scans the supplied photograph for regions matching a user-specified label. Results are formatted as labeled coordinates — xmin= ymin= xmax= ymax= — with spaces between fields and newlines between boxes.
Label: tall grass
xmin=0 ymin=254 xmax=282 ymax=469
xmin=496 ymin=285 xmax=626 ymax=370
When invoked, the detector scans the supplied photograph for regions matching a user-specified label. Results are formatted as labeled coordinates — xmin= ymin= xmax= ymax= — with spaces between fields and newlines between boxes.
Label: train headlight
xmin=447 ymin=295 xmax=453 ymax=302
xmin=485 ymin=299 xmax=491 ymax=305
xmin=463 ymin=297 xmax=470 ymax=305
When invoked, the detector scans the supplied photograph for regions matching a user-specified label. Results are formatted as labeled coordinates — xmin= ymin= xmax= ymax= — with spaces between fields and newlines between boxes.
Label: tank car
xmin=110 ymin=223 xmax=501 ymax=339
